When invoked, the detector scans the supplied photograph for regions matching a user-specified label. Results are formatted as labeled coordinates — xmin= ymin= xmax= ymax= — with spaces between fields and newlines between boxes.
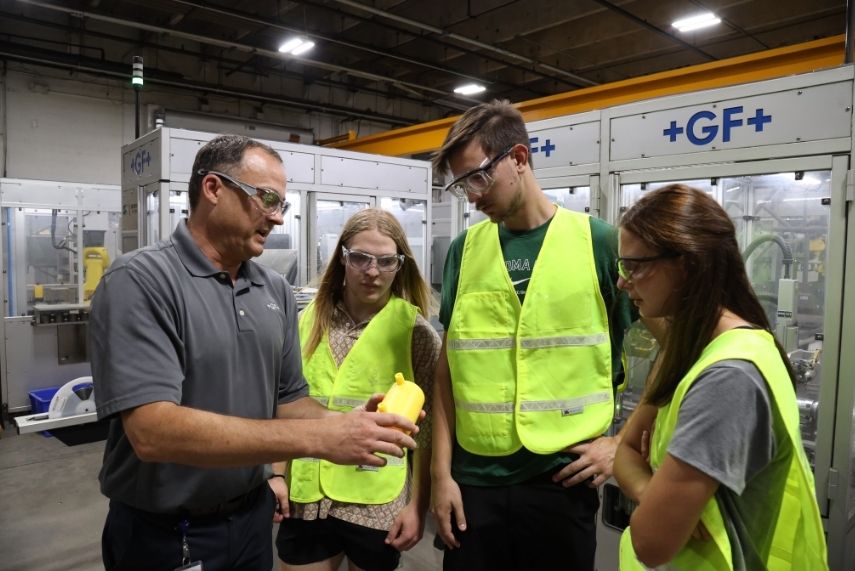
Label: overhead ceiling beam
xmin=327 ymin=0 xmax=598 ymax=87
xmin=591 ymin=0 xmax=717 ymax=61
xmin=168 ymin=0 xmax=496 ymax=88
xmin=18 ymin=0 xmax=478 ymax=106
xmin=291 ymin=0 xmax=574 ymax=93
xmin=329 ymin=35 xmax=844 ymax=156
xmin=0 ymin=41 xmax=416 ymax=126
xmin=0 ymin=11 xmax=451 ymax=111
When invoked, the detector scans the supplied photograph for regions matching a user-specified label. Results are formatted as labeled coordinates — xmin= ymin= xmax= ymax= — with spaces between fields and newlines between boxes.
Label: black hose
xmin=742 ymin=234 xmax=793 ymax=278
xmin=50 ymin=209 xmax=76 ymax=254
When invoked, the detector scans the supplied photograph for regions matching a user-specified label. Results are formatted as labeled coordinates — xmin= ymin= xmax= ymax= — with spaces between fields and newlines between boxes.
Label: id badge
xmin=175 ymin=519 xmax=202 ymax=571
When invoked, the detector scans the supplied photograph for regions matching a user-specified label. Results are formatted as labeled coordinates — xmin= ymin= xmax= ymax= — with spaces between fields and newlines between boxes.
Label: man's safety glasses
xmin=198 ymin=169 xmax=290 ymax=216
xmin=443 ymin=147 xmax=513 ymax=199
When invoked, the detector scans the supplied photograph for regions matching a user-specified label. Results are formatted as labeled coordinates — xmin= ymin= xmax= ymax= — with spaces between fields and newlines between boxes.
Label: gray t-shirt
xmin=91 ymin=220 xmax=308 ymax=512
xmin=668 ymin=359 xmax=791 ymax=571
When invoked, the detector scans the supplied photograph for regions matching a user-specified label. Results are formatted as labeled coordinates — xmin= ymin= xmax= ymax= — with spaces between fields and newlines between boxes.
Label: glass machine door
xmin=255 ymin=189 xmax=302 ymax=286
xmin=380 ymin=197 xmax=428 ymax=278
xmin=611 ymin=156 xmax=842 ymax=521
xmin=465 ymin=175 xmax=595 ymax=228
xmin=4 ymin=207 xmax=122 ymax=316
xmin=143 ymin=185 xmax=189 ymax=245
xmin=307 ymin=193 xmax=371 ymax=284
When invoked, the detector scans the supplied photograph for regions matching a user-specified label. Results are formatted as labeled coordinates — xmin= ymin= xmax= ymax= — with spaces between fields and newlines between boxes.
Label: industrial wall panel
xmin=320 ymin=156 xmax=427 ymax=193
xmin=528 ymin=120 xmax=600 ymax=168
xmin=0 ymin=179 xmax=119 ymax=210
xmin=4 ymin=318 xmax=91 ymax=412
xmin=170 ymin=137 xmax=209 ymax=183
xmin=122 ymin=132 xmax=164 ymax=187
xmin=277 ymin=151 xmax=315 ymax=184
xmin=610 ymin=81 xmax=852 ymax=161
xmin=6 ymin=72 xmax=124 ymax=185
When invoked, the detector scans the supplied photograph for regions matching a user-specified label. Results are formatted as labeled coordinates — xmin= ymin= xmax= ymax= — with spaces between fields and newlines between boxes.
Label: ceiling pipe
xmin=169 ymin=0 xmax=494 ymax=88
xmin=327 ymin=0 xmax=598 ymax=87
xmin=591 ymin=0 xmax=717 ymax=61
xmin=18 ymin=0 xmax=477 ymax=105
xmin=0 ymin=45 xmax=417 ymax=126
xmin=295 ymin=0 xmax=571 ymax=93
xmin=200 ymin=0 xmax=555 ymax=96
xmin=0 ymin=12 xmax=456 ymax=110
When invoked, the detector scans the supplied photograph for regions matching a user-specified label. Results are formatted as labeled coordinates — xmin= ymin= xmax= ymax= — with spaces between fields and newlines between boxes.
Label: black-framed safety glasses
xmin=198 ymin=169 xmax=290 ymax=216
xmin=341 ymin=246 xmax=404 ymax=273
xmin=443 ymin=146 xmax=514 ymax=199
xmin=617 ymin=251 xmax=680 ymax=282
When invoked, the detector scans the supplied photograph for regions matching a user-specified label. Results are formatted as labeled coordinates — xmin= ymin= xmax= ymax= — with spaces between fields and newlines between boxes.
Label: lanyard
xmin=179 ymin=519 xmax=191 ymax=566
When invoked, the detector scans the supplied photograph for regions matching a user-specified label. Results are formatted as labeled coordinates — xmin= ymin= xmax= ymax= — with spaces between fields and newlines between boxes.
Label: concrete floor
xmin=0 ymin=426 xmax=443 ymax=571
xmin=0 ymin=426 xmax=619 ymax=571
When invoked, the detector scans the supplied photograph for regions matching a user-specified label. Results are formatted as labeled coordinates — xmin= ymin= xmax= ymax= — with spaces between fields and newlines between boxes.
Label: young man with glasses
xmin=430 ymin=100 xmax=635 ymax=570
xmin=91 ymin=135 xmax=419 ymax=570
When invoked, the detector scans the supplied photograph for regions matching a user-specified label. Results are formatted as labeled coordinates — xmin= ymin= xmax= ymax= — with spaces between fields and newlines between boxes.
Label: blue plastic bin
xmin=29 ymin=386 xmax=59 ymax=413
xmin=28 ymin=386 xmax=59 ymax=436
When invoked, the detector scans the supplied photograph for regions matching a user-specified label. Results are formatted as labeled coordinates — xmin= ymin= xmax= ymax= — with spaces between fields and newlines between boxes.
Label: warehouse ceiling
xmin=0 ymin=0 xmax=846 ymax=131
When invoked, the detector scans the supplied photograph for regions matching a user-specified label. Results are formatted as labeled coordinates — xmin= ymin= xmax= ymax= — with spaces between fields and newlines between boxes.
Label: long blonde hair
xmin=304 ymin=208 xmax=432 ymax=358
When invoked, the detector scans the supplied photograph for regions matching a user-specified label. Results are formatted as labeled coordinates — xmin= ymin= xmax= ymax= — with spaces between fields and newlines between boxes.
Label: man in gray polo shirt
xmin=90 ymin=135 xmax=418 ymax=571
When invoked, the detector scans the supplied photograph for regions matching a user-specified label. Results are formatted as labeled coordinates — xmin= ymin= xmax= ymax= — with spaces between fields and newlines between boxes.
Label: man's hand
xmin=267 ymin=476 xmax=289 ymax=522
xmin=554 ymin=435 xmax=619 ymax=488
xmin=319 ymin=410 xmax=418 ymax=467
xmin=430 ymin=475 xmax=466 ymax=549
xmin=385 ymin=501 xmax=424 ymax=551
xmin=359 ymin=393 xmax=386 ymax=413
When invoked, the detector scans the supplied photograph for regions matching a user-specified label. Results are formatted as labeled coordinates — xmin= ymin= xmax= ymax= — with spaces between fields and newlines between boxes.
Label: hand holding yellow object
xmin=377 ymin=372 xmax=424 ymax=433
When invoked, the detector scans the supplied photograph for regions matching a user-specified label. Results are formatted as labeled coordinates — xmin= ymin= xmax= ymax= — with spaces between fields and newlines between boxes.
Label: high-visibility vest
xmin=620 ymin=328 xmax=828 ymax=570
xmin=289 ymin=296 xmax=417 ymax=504
xmin=446 ymin=208 xmax=612 ymax=456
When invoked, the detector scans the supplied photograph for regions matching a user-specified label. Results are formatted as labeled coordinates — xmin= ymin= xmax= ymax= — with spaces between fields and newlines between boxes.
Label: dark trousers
xmin=443 ymin=476 xmax=599 ymax=571
xmin=102 ymin=485 xmax=275 ymax=571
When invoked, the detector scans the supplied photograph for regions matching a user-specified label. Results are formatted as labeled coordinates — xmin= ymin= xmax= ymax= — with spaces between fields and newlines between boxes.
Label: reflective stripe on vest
xmin=449 ymin=332 xmax=608 ymax=351
xmin=619 ymin=329 xmax=828 ymax=570
xmin=290 ymin=297 xmax=417 ymax=505
xmin=447 ymin=208 xmax=613 ymax=456
xmin=456 ymin=392 xmax=611 ymax=414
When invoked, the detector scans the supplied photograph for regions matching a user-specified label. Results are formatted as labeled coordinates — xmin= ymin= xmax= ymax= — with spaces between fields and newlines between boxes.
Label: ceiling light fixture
xmin=279 ymin=37 xmax=314 ymax=55
xmin=290 ymin=41 xmax=315 ymax=56
xmin=453 ymin=83 xmax=486 ymax=96
xmin=672 ymin=12 xmax=721 ymax=33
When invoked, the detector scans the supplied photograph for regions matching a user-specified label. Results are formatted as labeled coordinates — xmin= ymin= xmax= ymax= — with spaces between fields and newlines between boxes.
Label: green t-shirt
xmin=439 ymin=212 xmax=636 ymax=486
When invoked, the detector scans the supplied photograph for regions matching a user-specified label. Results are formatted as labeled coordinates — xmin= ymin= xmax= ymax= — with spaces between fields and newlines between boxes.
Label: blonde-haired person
xmin=275 ymin=208 xmax=441 ymax=571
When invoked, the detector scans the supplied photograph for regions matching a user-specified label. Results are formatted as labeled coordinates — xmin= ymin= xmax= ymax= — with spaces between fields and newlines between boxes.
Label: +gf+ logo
xmin=663 ymin=106 xmax=772 ymax=146
xmin=529 ymin=136 xmax=556 ymax=157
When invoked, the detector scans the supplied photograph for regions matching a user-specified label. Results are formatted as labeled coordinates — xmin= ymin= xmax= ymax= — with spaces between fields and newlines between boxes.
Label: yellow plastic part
xmin=378 ymin=372 xmax=425 ymax=431
xmin=83 ymin=246 xmax=110 ymax=301
xmin=33 ymin=283 xmax=44 ymax=301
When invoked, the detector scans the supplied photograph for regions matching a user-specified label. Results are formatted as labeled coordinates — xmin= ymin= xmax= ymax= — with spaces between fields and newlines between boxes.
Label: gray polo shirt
xmin=91 ymin=220 xmax=308 ymax=512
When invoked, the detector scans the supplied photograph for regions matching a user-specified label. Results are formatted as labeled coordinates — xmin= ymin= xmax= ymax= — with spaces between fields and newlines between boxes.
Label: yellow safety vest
xmin=289 ymin=297 xmax=417 ymax=504
xmin=620 ymin=329 xmax=828 ymax=570
xmin=446 ymin=208 xmax=613 ymax=456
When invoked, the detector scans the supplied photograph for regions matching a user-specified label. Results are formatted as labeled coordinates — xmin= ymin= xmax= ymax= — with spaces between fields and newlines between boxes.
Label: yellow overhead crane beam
xmin=327 ymin=35 xmax=844 ymax=158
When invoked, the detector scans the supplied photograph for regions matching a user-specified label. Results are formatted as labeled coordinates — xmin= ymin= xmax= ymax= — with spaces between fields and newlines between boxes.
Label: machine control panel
xmin=32 ymin=303 xmax=90 ymax=326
